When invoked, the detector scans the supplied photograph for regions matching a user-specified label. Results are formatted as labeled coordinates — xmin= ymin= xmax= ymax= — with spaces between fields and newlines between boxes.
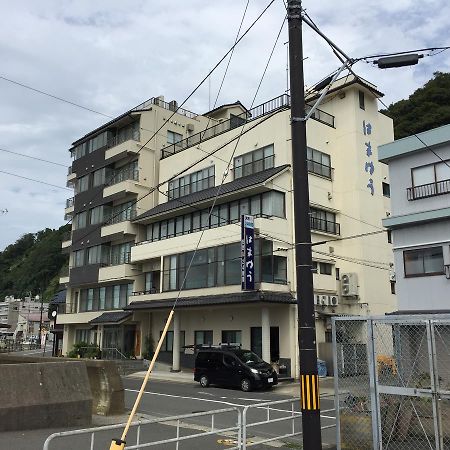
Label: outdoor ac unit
xmin=329 ymin=295 xmax=339 ymax=306
xmin=389 ymin=272 xmax=396 ymax=282
xmin=314 ymin=294 xmax=321 ymax=306
xmin=341 ymin=273 xmax=358 ymax=297
xmin=186 ymin=123 xmax=195 ymax=132
xmin=169 ymin=100 xmax=178 ymax=111
xmin=320 ymin=295 xmax=328 ymax=306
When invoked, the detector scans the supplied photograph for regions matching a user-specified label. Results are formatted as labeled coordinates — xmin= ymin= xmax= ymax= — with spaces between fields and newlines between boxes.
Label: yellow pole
xmin=109 ymin=309 xmax=175 ymax=449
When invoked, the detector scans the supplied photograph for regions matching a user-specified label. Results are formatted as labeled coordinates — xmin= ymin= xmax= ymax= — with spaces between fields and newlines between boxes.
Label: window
xmin=234 ymin=145 xmax=274 ymax=179
xmin=93 ymin=167 xmax=113 ymax=187
xmin=76 ymin=175 xmax=90 ymax=194
xmin=410 ymin=161 xmax=450 ymax=199
xmin=107 ymin=201 xmax=136 ymax=224
xmin=359 ymin=90 xmax=365 ymax=110
xmin=222 ymin=330 xmax=242 ymax=344
xmin=168 ymin=167 xmax=215 ymax=200
xmin=335 ymin=267 xmax=340 ymax=280
xmin=111 ymin=160 xmax=138 ymax=185
xmin=382 ymin=182 xmax=390 ymax=198
xmin=144 ymin=271 xmax=160 ymax=293
xmin=387 ymin=230 xmax=392 ymax=244
xmin=89 ymin=205 xmax=110 ymax=225
xmin=311 ymin=261 xmax=318 ymax=273
xmin=167 ymin=130 xmax=183 ymax=145
xmin=87 ymin=245 xmax=107 ymax=265
xmin=307 ymin=147 xmax=332 ymax=179
xmin=74 ymin=211 xmax=87 ymax=229
xmin=160 ymin=330 xmax=185 ymax=352
xmin=75 ymin=329 xmax=93 ymax=344
xmin=195 ymin=330 xmax=213 ymax=346
xmin=390 ymin=280 xmax=396 ymax=294
xmin=319 ymin=262 xmax=333 ymax=275
xmin=110 ymin=242 xmax=132 ymax=265
xmin=115 ymin=121 xmax=140 ymax=145
xmin=310 ymin=208 xmax=339 ymax=235
xmin=73 ymin=249 xmax=85 ymax=267
xmin=404 ymin=246 xmax=444 ymax=277
xmin=71 ymin=131 xmax=112 ymax=161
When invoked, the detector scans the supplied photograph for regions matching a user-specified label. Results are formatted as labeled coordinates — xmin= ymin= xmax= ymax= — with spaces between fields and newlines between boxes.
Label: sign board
xmin=241 ymin=214 xmax=255 ymax=291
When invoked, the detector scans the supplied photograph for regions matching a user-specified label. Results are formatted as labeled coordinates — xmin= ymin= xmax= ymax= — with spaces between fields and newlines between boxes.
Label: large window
xmin=110 ymin=242 xmax=133 ymax=265
xmin=93 ymin=167 xmax=113 ymax=187
xmin=195 ymin=330 xmax=213 ymax=346
xmin=74 ymin=211 xmax=88 ymax=229
xmin=75 ymin=174 xmax=90 ymax=194
xmin=307 ymin=147 xmax=332 ymax=179
xmin=110 ymin=160 xmax=139 ymax=186
xmin=410 ymin=161 xmax=450 ymax=200
xmin=222 ymin=330 xmax=242 ymax=344
xmin=106 ymin=201 xmax=136 ymax=225
xmin=89 ymin=205 xmax=111 ymax=225
xmin=73 ymin=249 xmax=85 ymax=267
xmin=310 ymin=208 xmax=339 ymax=235
xmin=162 ymin=239 xmax=287 ymax=292
xmin=234 ymin=145 xmax=274 ymax=179
xmin=168 ymin=166 xmax=215 ymax=200
xmin=145 ymin=191 xmax=285 ymax=243
xmin=71 ymin=130 xmax=112 ymax=161
xmin=78 ymin=283 xmax=133 ymax=312
xmin=404 ymin=247 xmax=444 ymax=277
xmin=87 ymin=245 xmax=109 ymax=265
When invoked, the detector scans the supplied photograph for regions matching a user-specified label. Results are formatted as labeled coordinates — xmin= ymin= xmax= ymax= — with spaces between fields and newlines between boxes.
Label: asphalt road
xmin=2 ymin=378 xmax=337 ymax=450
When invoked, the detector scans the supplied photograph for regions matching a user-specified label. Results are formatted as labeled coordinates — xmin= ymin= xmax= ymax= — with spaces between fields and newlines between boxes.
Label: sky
xmin=0 ymin=0 xmax=449 ymax=251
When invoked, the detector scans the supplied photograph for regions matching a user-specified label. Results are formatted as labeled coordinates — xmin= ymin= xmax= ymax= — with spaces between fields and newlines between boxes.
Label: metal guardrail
xmin=310 ymin=217 xmax=340 ymax=235
xmin=43 ymin=407 xmax=241 ymax=450
xmin=407 ymin=178 xmax=450 ymax=200
xmin=0 ymin=340 xmax=40 ymax=353
xmin=107 ymin=130 xmax=141 ymax=149
xmin=131 ymin=96 xmax=199 ymax=119
xmin=101 ymin=347 xmax=128 ymax=360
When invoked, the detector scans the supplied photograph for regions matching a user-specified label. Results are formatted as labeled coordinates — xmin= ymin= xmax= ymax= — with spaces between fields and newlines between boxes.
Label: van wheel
xmin=240 ymin=378 xmax=252 ymax=392
xmin=200 ymin=375 xmax=210 ymax=388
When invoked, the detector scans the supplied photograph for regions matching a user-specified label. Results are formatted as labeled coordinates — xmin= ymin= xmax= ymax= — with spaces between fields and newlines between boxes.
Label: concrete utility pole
xmin=287 ymin=1 xmax=322 ymax=448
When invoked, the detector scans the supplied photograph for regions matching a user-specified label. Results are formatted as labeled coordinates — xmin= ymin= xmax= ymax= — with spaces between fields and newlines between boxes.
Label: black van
xmin=194 ymin=346 xmax=278 ymax=392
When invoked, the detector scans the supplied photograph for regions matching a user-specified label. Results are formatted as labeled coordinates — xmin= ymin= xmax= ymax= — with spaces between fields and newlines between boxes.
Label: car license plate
xmin=268 ymin=377 xmax=273 ymax=383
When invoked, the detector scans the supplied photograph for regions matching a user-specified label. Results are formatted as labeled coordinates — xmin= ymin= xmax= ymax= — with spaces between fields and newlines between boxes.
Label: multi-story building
xmin=60 ymin=76 xmax=396 ymax=377
xmin=379 ymin=124 xmax=450 ymax=310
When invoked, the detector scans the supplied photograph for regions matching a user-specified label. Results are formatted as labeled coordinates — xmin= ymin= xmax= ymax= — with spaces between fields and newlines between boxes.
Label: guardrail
xmin=43 ymin=407 xmax=241 ymax=450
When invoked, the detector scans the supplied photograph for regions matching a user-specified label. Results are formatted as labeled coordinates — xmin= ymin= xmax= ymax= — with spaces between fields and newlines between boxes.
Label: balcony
xmin=64 ymin=197 xmax=74 ymax=216
xmin=67 ymin=166 xmax=76 ymax=183
xmin=103 ymin=170 xmax=144 ymax=200
xmin=98 ymin=261 xmax=138 ymax=282
xmin=104 ymin=136 xmax=142 ymax=161
xmin=407 ymin=179 xmax=450 ymax=201
xmin=101 ymin=220 xmax=138 ymax=239
xmin=161 ymin=94 xmax=335 ymax=159
xmin=61 ymin=232 xmax=72 ymax=250
xmin=310 ymin=217 xmax=340 ymax=235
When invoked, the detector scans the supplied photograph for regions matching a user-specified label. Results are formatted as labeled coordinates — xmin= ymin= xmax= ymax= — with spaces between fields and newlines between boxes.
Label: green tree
xmin=382 ymin=72 xmax=450 ymax=139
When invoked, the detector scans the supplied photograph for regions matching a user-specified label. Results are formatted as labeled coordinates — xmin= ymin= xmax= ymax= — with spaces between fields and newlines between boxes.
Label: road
xmin=2 ymin=377 xmax=337 ymax=450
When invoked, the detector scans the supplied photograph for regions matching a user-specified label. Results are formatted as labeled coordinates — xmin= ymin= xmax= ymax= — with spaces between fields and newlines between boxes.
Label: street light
xmin=375 ymin=53 xmax=424 ymax=69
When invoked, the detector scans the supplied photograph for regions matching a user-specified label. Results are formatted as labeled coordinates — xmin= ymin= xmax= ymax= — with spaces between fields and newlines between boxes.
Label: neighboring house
xmin=59 ymin=76 xmax=396 ymax=377
xmin=15 ymin=313 xmax=50 ymax=340
xmin=379 ymin=124 xmax=450 ymax=311
xmin=0 ymin=296 xmax=46 ymax=335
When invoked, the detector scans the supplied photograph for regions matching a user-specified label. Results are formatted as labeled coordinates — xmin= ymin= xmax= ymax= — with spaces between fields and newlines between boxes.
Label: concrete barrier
xmin=0 ymin=355 xmax=124 ymax=416
xmin=0 ymin=361 xmax=92 ymax=431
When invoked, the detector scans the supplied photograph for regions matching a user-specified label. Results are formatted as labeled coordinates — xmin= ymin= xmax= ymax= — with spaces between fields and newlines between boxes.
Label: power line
xmin=0 ymin=170 xmax=72 ymax=191
xmin=0 ymin=147 xmax=67 ymax=167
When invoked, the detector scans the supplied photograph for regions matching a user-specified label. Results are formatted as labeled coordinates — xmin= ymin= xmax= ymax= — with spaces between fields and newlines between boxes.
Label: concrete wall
xmin=0 ymin=361 xmax=92 ymax=431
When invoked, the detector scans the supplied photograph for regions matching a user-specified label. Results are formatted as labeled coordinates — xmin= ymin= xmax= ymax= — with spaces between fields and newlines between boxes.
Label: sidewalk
xmin=126 ymin=369 xmax=336 ymax=397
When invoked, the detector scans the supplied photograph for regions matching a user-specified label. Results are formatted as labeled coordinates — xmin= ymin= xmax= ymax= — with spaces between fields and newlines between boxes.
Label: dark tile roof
xmin=89 ymin=311 xmax=132 ymax=325
xmin=125 ymin=290 xmax=296 ymax=311
xmin=50 ymin=290 xmax=67 ymax=305
xmin=134 ymin=164 xmax=290 ymax=222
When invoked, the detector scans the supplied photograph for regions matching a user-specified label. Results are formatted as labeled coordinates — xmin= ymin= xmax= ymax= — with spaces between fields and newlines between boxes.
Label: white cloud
xmin=0 ymin=0 xmax=449 ymax=249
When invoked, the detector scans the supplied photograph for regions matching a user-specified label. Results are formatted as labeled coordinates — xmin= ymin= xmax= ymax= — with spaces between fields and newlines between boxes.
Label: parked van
xmin=194 ymin=345 xmax=278 ymax=392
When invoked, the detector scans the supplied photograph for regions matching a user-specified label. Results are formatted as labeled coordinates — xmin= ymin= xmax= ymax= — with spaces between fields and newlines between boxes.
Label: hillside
xmin=382 ymin=71 xmax=450 ymax=139
xmin=0 ymin=224 xmax=70 ymax=303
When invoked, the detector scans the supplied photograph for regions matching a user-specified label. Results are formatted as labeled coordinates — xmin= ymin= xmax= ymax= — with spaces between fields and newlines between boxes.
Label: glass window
xmin=229 ymin=201 xmax=239 ymax=223
xmin=160 ymin=221 xmax=168 ymax=240
xmin=176 ymin=216 xmax=184 ymax=236
xmin=168 ymin=167 xmax=215 ymax=199
xmin=219 ymin=204 xmax=229 ymax=225
xmin=99 ymin=287 xmax=106 ymax=310
xmin=404 ymin=247 xmax=444 ymax=277
xmin=210 ymin=206 xmax=219 ymax=228
xmin=89 ymin=205 xmax=104 ymax=225
xmin=113 ymin=286 xmax=120 ymax=309
xmin=76 ymin=175 xmax=90 ymax=194
xmin=192 ymin=212 xmax=201 ymax=231
xmin=413 ymin=165 xmax=434 ymax=186
xmin=74 ymin=211 xmax=87 ymax=229
xmin=73 ymin=249 xmax=85 ymax=267
xmin=382 ymin=182 xmax=391 ymax=198
xmin=167 ymin=130 xmax=183 ymax=145
xmin=167 ymin=219 xmax=175 ymax=237
xmin=152 ymin=222 xmax=160 ymax=241
xmin=225 ymin=243 xmax=240 ymax=285
xmin=183 ymin=214 xmax=192 ymax=234
xmin=250 ymin=195 xmax=261 ymax=216
xmin=234 ymin=145 xmax=274 ymax=179
xmin=221 ymin=330 xmax=242 ymax=344
xmin=307 ymin=147 xmax=332 ymax=178
xmin=201 ymin=210 xmax=209 ymax=230
xmin=87 ymin=289 xmax=94 ymax=311
xmin=195 ymin=330 xmax=213 ymax=346
xmin=436 ymin=162 xmax=450 ymax=182
xmin=359 ymin=90 xmax=365 ymax=110
xmin=319 ymin=262 xmax=332 ymax=275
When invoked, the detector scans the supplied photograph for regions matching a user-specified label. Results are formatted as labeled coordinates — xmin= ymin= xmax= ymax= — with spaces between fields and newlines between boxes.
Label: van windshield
xmin=233 ymin=349 xmax=264 ymax=365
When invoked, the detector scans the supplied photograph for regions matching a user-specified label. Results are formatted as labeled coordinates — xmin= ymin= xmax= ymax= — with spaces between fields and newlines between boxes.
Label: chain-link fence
xmin=333 ymin=315 xmax=450 ymax=450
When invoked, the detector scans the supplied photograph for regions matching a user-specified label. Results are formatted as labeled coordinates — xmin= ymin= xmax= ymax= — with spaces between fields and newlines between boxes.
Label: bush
xmin=67 ymin=341 xmax=101 ymax=359
xmin=143 ymin=335 xmax=154 ymax=360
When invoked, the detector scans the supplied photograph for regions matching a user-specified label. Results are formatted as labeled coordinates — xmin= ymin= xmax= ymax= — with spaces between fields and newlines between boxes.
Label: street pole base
xmin=109 ymin=438 xmax=126 ymax=449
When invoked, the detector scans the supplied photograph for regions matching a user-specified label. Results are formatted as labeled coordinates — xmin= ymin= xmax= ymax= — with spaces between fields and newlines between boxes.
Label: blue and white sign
xmin=241 ymin=214 xmax=255 ymax=291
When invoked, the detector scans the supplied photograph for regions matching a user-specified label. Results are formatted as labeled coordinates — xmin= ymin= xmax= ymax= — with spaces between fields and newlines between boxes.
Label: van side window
xmin=224 ymin=354 xmax=236 ymax=366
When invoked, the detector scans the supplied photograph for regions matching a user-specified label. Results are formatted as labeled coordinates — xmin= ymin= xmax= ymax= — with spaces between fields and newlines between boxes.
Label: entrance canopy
xmin=89 ymin=311 xmax=132 ymax=325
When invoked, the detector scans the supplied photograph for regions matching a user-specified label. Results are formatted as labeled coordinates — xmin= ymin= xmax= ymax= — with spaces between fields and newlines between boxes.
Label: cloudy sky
xmin=0 ymin=0 xmax=449 ymax=250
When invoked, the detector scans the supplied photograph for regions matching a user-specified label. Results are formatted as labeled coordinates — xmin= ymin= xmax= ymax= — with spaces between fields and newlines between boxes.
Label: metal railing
xmin=107 ymin=129 xmax=140 ymax=149
xmin=101 ymin=347 xmax=128 ymax=360
xmin=0 ymin=339 xmax=40 ymax=353
xmin=132 ymin=287 xmax=160 ymax=296
xmin=131 ymin=96 xmax=199 ymax=119
xmin=161 ymin=94 xmax=335 ymax=159
xmin=407 ymin=178 xmax=450 ymax=200
xmin=109 ymin=251 xmax=131 ymax=266
xmin=43 ymin=407 xmax=241 ymax=450
xmin=105 ymin=208 xmax=137 ymax=225
xmin=108 ymin=168 xmax=139 ymax=186
xmin=310 ymin=217 xmax=340 ymax=235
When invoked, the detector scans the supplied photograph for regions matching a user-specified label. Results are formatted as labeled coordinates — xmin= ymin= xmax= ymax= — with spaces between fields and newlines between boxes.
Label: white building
xmin=379 ymin=124 xmax=450 ymax=311
xmin=59 ymin=76 xmax=396 ymax=377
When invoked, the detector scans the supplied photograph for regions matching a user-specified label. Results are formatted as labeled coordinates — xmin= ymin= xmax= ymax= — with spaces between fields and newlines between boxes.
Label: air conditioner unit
xmin=314 ymin=294 xmax=321 ymax=306
xmin=329 ymin=295 xmax=339 ymax=306
xmin=169 ymin=100 xmax=178 ymax=111
xmin=341 ymin=273 xmax=358 ymax=297
xmin=320 ymin=295 xmax=328 ymax=306
xmin=389 ymin=272 xmax=396 ymax=282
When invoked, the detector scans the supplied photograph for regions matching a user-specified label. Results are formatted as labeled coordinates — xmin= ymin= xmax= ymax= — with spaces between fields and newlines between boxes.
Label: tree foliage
xmin=382 ymin=72 xmax=450 ymax=139
xmin=0 ymin=224 xmax=70 ymax=302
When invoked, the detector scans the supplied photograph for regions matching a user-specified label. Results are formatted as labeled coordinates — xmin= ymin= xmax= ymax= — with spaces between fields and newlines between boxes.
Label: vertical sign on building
xmin=241 ymin=215 xmax=255 ymax=290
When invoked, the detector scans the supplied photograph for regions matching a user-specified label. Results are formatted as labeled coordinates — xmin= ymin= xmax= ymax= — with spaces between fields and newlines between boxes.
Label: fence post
xmin=242 ymin=406 xmax=248 ymax=450
xmin=332 ymin=318 xmax=341 ymax=450
xmin=367 ymin=319 xmax=381 ymax=450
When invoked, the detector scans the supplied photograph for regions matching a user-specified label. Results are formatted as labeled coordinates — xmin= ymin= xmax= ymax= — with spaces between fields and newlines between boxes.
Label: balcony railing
xmin=310 ymin=217 xmax=340 ymax=235
xmin=108 ymin=168 xmax=139 ymax=186
xmin=105 ymin=208 xmax=137 ymax=225
xmin=131 ymin=97 xmax=198 ymax=119
xmin=109 ymin=251 xmax=131 ymax=266
xmin=66 ymin=197 xmax=74 ymax=208
xmin=107 ymin=129 xmax=140 ymax=149
xmin=161 ymin=94 xmax=335 ymax=159
xmin=407 ymin=179 xmax=450 ymax=200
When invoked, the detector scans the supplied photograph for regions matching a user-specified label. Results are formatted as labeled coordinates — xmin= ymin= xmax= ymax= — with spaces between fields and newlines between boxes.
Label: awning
xmin=89 ymin=311 xmax=132 ymax=325
xmin=125 ymin=291 xmax=296 ymax=311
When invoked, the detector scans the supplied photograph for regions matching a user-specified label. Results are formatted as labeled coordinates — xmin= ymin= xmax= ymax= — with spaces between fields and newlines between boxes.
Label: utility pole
xmin=287 ymin=1 xmax=322 ymax=448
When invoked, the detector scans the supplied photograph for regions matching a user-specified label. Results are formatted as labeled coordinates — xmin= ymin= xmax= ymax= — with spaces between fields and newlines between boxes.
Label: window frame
xmin=403 ymin=246 xmax=444 ymax=278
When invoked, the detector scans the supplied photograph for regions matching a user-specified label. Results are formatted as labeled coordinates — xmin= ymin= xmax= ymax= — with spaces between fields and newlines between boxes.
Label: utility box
xmin=341 ymin=273 xmax=358 ymax=297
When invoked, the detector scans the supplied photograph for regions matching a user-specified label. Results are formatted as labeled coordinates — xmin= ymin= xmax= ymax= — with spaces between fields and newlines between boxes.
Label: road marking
xmin=236 ymin=397 xmax=269 ymax=402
